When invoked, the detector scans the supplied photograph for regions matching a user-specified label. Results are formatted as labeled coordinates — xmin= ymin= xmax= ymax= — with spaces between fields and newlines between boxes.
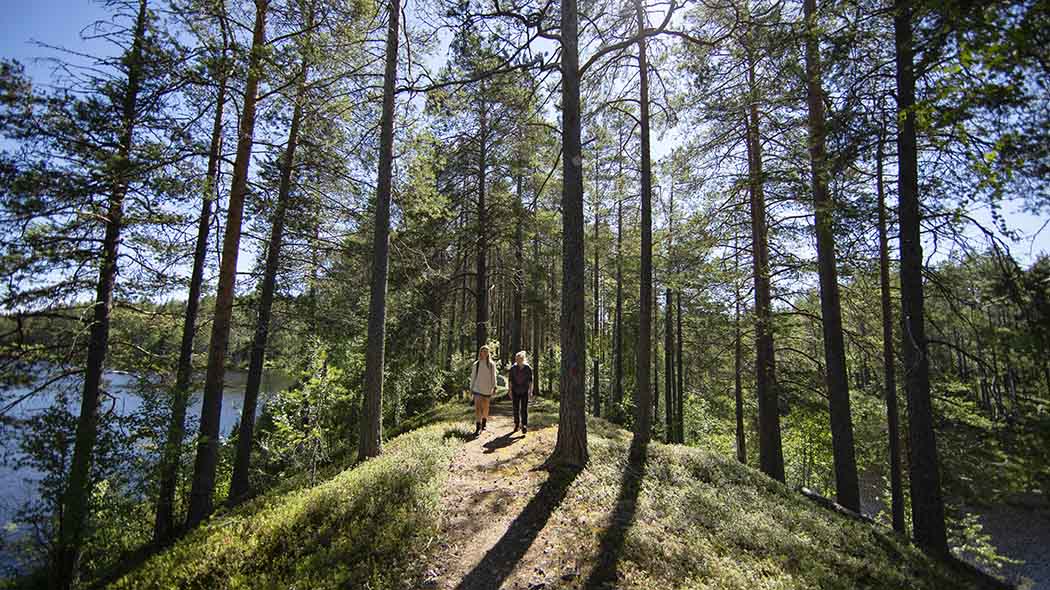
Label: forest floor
xmin=421 ymin=402 xmax=586 ymax=590
xmin=108 ymin=398 xmax=1005 ymax=590
xmin=417 ymin=398 xmax=998 ymax=590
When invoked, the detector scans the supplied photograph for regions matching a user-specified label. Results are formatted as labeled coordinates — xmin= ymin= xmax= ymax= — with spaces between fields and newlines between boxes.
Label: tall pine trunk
xmin=511 ymin=171 xmax=524 ymax=357
xmin=633 ymin=0 xmax=654 ymax=442
xmin=476 ymin=99 xmax=489 ymax=350
xmin=153 ymin=30 xmax=228 ymax=544
xmin=664 ymin=288 xmax=674 ymax=442
xmin=653 ymin=286 xmax=659 ymax=424
xmin=54 ymin=2 xmax=149 ymax=585
xmin=229 ymin=57 xmax=309 ymax=502
xmin=894 ymin=0 xmax=948 ymax=554
xmin=802 ymin=0 xmax=860 ymax=511
xmin=676 ymin=291 xmax=684 ymax=443
xmin=592 ymin=184 xmax=601 ymax=417
xmin=745 ymin=31 xmax=785 ymax=481
xmin=876 ymin=119 xmax=906 ymax=534
xmin=186 ymin=0 xmax=268 ymax=528
xmin=532 ymin=231 xmax=542 ymax=394
xmin=358 ymin=0 xmax=401 ymax=460
xmin=614 ymin=195 xmax=624 ymax=413
xmin=548 ymin=0 xmax=588 ymax=466
xmin=734 ymin=237 xmax=747 ymax=464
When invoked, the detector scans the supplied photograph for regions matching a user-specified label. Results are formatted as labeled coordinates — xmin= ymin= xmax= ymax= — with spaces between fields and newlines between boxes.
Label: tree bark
xmin=512 ymin=171 xmax=524 ymax=357
xmin=894 ymin=0 xmax=948 ymax=555
xmin=633 ymin=0 xmax=654 ymax=442
xmin=153 ymin=25 xmax=228 ymax=545
xmin=548 ymin=0 xmax=588 ymax=466
xmin=876 ymin=116 xmax=906 ymax=534
xmin=745 ymin=42 xmax=784 ymax=482
xmin=653 ymin=285 xmax=660 ymax=423
xmin=229 ymin=56 xmax=309 ymax=502
xmin=476 ymin=97 xmax=489 ymax=350
xmin=533 ymin=230 xmax=542 ymax=394
xmin=592 ymin=174 xmax=601 ymax=417
xmin=614 ymin=193 xmax=624 ymax=413
xmin=802 ymin=0 xmax=860 ymax=511
xmin=358 ymin=0 xmax=401 ymax=461
xmin=665 ymin=288 xmax=674 ymax=442
xmin=734 ymin=237 xmax=747 ymax=464
xmin=54 ymin=2 xmax=149 ymax=585
xmin=676 ymin=291 xmax=684 ymax=443
xmin=186 ymin=0 xmax=268 ymax=529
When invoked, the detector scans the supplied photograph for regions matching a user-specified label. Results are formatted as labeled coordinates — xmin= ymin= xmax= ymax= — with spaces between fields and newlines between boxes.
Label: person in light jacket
xmin=470 ymin=345 xmax=497 ymax=436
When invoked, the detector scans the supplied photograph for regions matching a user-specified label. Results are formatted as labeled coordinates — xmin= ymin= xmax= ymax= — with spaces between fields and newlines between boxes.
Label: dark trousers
xmin=511 ymin=392 xmax=529 ymax=427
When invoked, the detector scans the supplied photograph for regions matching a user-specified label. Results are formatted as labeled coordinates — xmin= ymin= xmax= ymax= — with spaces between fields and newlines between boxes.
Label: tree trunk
xmin=876 ymin=117 xmax=906 ymax=534
xmin=548 ymin=0 xmax=588 ymax=467
xmin=229 ymin=57 xmax=309 ymax=503
xmin=745 ymin=43 xmax=785 ymax=482
xmin=185 ymin=0 xmax=268 ymax=529
xmin=653 ymin=285 xmax=660 ymax=425
xmin=460 ymin=206 xmax=469 ymax=357
xmin=593 ymin=178 xmax=601 ymax=417
xmin=476 ymin=98 xmax=489 ymax=350
xmin=895 ymin=0 xmax=948 ymax=555
xmin=357 ymin=0 xmax=401 ymax=461
xmin=633 ymin=0 xmax=654 ymax=442
xmin=153 ymin=30 xmax=228 ymax=545
xmin=614 ymin=194 xmax=624 ymax=413
xmin=512 ymin=172 xmax=524 ymax=357
xmin=533 ymin=230 xmax=542 ymax=394
xmin=734 ymin=238 xmax=747 ymax=464
xmin=665 ymin=288 xmax=674 ymax=442
xmin=54 ymin=2 xmax=149 ymax=585
xmin=802 ymin=0 xmax=860 ymax=512
xmin=676 ymin=291 xmax=684 ymax=444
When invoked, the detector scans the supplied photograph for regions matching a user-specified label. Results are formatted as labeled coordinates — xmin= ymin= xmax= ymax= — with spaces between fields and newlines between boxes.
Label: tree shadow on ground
xmin=444 ymin=429 xmax=475 ymax=442
xmin=584 ymin=436 xmax=649 ymax=590
xmin=454 ymin=465 xmax=582 ymax=590
xmin=482 ymin=432 xmax=525 ymax=454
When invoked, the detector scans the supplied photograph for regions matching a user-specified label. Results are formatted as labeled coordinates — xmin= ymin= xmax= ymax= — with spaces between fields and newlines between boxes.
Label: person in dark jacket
xmin=507 ymin=351 xmax=533 ymax=434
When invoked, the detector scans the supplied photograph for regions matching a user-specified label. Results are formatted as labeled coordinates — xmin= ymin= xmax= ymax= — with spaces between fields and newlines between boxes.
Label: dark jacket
xmin=508 ymin=363 xmax=533 ymax=396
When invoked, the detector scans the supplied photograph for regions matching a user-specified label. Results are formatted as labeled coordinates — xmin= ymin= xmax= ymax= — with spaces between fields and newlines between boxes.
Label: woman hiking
xmin=508 ymin=351 xmax=533 ymax=435
xmin=470 ymin=345 xmax=498 ymax=436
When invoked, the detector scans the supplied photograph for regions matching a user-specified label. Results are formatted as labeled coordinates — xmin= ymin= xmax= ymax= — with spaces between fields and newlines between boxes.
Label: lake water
xmin=0 ymin=368 xmax=291 ymax=573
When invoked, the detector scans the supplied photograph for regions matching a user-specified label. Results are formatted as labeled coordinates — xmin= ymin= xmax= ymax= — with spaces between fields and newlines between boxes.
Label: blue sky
xmin=1 ymin=0 xmax=110 ymax=82
xmin=3 ymin=0 xmax=1048 ymax=268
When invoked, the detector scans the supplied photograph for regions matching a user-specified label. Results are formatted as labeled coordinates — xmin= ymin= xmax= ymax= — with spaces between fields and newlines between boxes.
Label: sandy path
xmin=421 ymin=400 xmax=583 ymax=590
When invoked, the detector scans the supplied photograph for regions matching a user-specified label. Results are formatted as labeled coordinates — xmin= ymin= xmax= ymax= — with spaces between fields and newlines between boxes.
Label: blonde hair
xmin=514 ymin=351 xmax=527 ymax=361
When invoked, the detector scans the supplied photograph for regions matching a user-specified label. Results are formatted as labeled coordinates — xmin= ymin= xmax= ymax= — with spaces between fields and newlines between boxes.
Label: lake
xmin=0 ymin=368 xmax=291 ymax=573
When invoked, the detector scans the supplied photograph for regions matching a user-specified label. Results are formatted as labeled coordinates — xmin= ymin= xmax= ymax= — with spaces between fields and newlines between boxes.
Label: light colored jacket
xmin=470 ymin=360 xmax=497 ymax=396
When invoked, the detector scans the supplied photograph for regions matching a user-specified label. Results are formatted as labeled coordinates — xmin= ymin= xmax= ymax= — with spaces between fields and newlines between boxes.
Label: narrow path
xmin=422 ymin=400 xmax=583 ymax=590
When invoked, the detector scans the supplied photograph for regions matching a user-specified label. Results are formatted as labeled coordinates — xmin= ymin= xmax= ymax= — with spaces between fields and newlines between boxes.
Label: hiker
xmin=508 ymin=351 xmax=533 ymax=435
xmin=470 ymin=345 xmax=498 ymax=436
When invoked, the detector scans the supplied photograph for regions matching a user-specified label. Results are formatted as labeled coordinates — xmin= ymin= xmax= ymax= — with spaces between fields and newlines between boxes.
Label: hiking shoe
xmin=522 ymin=425 xmax=528 ymax=435
xmin=481 ymin=418 xmax=487 ymax=431
xmin=474 ymin=422 xmax=481 ymax=436
xmin=512 ymin=424 xmax=519 ymax=433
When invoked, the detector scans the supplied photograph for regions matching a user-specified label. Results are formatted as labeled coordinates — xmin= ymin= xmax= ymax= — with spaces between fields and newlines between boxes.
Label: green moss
xmin=112 ymin=403 xmax=991 ymax=590
xmin=560 ymin=420 xmax=988 ymax=589
xmin=110 ymin=424 xmax=464 ymax=590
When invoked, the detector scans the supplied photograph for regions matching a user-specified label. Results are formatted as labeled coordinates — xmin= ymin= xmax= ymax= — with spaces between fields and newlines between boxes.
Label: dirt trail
xmin=421 ymin=400 xmax=584 ymax=590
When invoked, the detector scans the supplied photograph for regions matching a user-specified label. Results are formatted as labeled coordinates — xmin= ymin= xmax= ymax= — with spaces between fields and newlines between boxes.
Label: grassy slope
xmin=111 ymin=401 xmax=994 ymax=590
xmin=109 ymin=424 xmax=463 ymax=590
